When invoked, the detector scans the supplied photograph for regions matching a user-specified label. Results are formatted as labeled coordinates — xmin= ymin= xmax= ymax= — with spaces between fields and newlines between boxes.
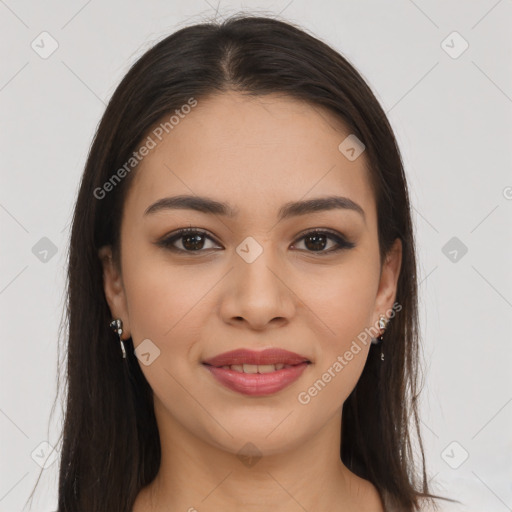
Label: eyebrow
xmin=144 ymin=194 xmax=365 ymax=223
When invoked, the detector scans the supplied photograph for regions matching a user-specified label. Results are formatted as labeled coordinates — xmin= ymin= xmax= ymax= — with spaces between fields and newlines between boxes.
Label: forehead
xmin=124 ymin=92 xmax=375 ymax=223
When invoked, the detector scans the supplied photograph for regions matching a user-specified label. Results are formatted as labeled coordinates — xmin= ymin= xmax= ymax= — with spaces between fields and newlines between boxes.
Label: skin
xmin=99 ymin=91 xmax=401 ymax=512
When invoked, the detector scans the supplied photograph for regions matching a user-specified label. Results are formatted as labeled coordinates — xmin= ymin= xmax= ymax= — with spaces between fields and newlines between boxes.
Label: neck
xmin=132 ymin=399 xmax=382 ymax=512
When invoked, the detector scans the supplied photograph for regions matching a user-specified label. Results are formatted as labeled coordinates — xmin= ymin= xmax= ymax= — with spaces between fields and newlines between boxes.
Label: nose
xmin=219 ymin=245 xmax=296 ymax=331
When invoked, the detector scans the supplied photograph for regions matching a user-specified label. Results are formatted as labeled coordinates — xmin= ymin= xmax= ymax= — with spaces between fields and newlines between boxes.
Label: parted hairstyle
xmin=27 ymin=12 xmax=459 ymax=512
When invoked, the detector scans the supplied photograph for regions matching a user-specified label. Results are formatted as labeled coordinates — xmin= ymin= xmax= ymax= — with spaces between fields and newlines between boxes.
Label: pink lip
xmin=202 ymin=348 xmax=311 ymax=367
xmin=203 ymin=362 xmax=309 ymax=396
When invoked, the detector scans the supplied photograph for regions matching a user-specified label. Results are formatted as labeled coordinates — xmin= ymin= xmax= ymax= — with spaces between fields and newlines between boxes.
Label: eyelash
xmin=157 ymin=227 xmax=355 ymax=256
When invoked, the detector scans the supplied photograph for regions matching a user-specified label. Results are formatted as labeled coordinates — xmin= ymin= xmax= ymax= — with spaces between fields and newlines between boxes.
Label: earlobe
xmin=98 ymin=245 xmax=131 ymax=339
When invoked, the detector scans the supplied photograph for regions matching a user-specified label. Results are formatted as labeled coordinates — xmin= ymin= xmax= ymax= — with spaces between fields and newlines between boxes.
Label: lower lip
xmin=203 ymin=363 xmax=309 ymax=396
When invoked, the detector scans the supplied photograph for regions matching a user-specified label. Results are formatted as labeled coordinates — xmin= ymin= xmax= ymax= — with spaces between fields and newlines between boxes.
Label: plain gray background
xmin=1 ymin=1 xmax=511 ymax=511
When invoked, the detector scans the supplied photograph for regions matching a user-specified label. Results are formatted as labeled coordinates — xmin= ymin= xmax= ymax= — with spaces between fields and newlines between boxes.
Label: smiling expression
xmin=99 ymin=91 xmax=401 ymax=456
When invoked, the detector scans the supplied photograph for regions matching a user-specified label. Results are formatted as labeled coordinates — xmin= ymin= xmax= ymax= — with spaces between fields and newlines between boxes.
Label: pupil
xmin=305 ymin=233 xmax=326 ymax=251
xmin=183 ymin=233 xmax=204 ymax=250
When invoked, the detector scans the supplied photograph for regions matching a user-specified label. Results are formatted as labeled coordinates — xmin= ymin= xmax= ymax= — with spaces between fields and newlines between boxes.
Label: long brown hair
xmin=27 ymin=13 xmax=459 ymax=512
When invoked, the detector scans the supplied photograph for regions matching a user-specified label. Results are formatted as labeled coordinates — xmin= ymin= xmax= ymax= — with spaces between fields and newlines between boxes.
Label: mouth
xmin=202 ymin=347 xmax=312 ymax=368
xmin=202 ymin=361 xmax=310 ymax=373
xmin=201 ymin=348 xmax=312 ymax=396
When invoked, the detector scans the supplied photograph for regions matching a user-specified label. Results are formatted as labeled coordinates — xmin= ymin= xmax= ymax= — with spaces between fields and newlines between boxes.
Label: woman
xmin=32 ymin=13 xmax=459 ymax=512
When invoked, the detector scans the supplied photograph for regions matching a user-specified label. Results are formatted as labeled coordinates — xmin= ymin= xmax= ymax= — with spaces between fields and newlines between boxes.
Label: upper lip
xmin=202 ymin=348 xmax=311 ymax=367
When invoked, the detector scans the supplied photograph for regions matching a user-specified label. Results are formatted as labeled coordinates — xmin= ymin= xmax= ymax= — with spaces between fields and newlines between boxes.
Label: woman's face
xmin=99 ymin=91 xmax=401 ymax=457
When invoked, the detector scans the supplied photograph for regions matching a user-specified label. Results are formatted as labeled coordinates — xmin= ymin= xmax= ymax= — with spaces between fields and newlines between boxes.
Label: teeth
xmin=257 ymin=364 xmax=278 ymax=373
xmin=243 ymin=364 xmax=259 ymax=373
xmin=220 ymin=363 xmax=289 ymax=373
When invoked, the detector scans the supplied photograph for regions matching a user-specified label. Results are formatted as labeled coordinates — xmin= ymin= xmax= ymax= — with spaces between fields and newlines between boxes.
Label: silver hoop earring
xmin=371 ymin=314 xmax=389 ymax=361
xmin=109 ymin=318 xmax=127 ymax=359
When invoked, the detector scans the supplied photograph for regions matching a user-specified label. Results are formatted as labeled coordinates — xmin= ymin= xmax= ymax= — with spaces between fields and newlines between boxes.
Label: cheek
xmin=296 ymin=260 xmax=378 ymax=400
xmin=302 ymin=260 xmax=378 ymax=345
xmin=121 ymin=261 xmax=211 ymax=406
xmin=123 ymin=261 xmax=200 ymax=345
xmin=122 ymin=248 xmax=221 ymax=374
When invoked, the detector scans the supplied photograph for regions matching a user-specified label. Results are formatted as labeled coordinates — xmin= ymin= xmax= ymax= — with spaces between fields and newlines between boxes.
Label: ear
xmin=373 ymin=238 xmax=402 ymax=326
xmin=98 ymin=245 xmax=131 ymax=340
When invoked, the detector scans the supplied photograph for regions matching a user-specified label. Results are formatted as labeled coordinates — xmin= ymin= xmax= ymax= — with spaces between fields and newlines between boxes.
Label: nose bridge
xmin=222 ymin=235 xmax=295 ymax=326
xmin=236 ymin=235 xmax=283 ymax=297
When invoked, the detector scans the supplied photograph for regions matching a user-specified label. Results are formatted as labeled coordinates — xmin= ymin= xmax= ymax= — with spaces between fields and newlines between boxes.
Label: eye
xmin=291 ymin=229 xmax=355 ymax=255
xmin=157 ymin=227 xmax=355 ymax=255
xmin=157 ymin=227 xmax=221 ymax=254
